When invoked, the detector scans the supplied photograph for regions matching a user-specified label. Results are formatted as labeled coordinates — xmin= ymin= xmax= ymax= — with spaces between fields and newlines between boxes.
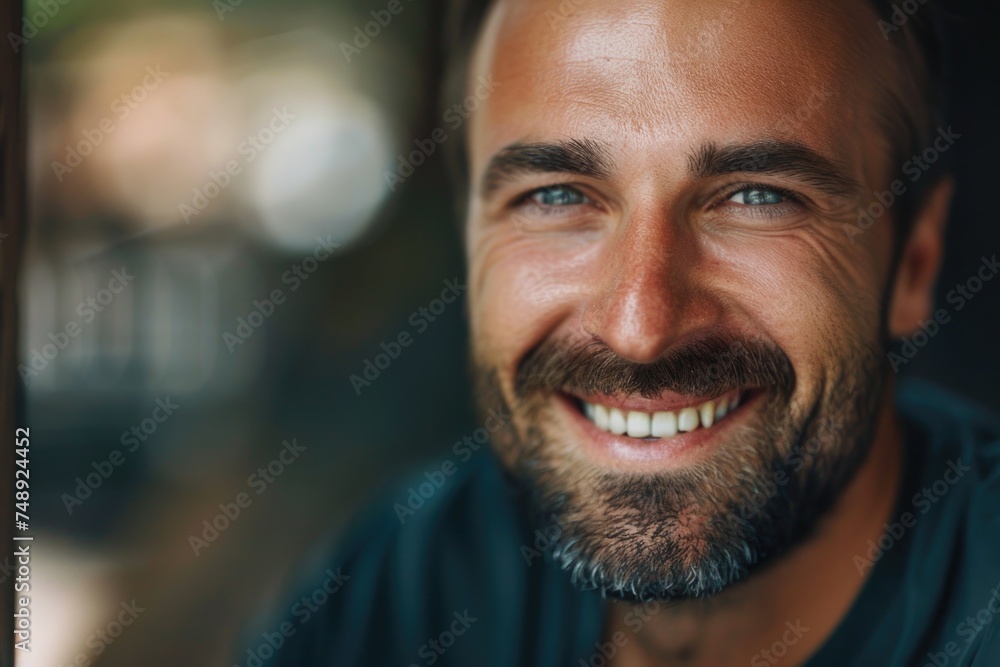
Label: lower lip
xmin=554 ymin=391 xmax=761 ymax=471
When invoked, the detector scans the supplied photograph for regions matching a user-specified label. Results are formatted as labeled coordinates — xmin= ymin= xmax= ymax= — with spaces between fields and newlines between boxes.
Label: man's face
xmin=465 ymin=0 xmax=901 ymax=600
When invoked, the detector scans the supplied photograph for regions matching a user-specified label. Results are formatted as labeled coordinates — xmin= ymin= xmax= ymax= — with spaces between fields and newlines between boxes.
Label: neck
xmin=607 ymin=382 xmax=905 ymax=667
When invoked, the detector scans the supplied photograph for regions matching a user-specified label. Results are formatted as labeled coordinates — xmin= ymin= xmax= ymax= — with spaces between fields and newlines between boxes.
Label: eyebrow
xmin=479 ymin=138 xmax=614 ymax=196
xmin=688 ymin=140 xmax=861 ymax=199
xmin=478 ymin=137 xmax=860 ymax=201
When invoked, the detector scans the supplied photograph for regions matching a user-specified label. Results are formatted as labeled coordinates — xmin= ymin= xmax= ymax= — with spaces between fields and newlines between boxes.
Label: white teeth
xmin=651 ymin=411 xmax=678 ymax=437
xmin=608 ymin=408 xmax=627 ymax=435
xmin=700 ymin=401 xmax=715 ymax=429
xmin=626 ymin=411 xmax=651 ymax=438
xmin=581 ymin=391 xmax=744 ymax=440
xmin=594 ymin=404 xmax=609 ymax=430
xmin=678 ymin=407 xmax=699 ymax=432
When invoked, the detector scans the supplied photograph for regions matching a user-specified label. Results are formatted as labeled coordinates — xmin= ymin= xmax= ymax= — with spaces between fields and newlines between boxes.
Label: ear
xmin=887 ymin=177 xmax=953 ymax=337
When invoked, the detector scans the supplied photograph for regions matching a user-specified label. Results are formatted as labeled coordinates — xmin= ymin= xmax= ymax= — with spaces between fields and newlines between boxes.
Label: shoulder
xmin=897 ymin=378 xmax=1000 ymax=481
xmin=236 ymin=450 xmax=547 ymax=666
xmin=896 ymin=380 xmax=1000 ymax=653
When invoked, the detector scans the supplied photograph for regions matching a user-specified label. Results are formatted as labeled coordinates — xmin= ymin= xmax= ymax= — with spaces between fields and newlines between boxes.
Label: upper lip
xmin=565 ymin=388 xmax=753 ymax=412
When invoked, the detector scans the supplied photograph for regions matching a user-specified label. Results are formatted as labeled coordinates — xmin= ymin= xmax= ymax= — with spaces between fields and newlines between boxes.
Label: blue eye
xmin=528 ymin=185 xmax=590 ymax=207
xmin=728 ymin=187 xmax=787 ymax=206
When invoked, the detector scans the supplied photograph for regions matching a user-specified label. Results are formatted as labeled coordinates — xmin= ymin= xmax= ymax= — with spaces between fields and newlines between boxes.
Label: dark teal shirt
xmin=239 ymin=380 xmax=1000 ymax=666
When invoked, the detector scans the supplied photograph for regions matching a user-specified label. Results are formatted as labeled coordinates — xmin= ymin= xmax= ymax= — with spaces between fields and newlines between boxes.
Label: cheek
xmin=468 ymin=216 xmax=889 ymax=402
xmin=469 ymin=232 xmax=599 ymax=375
xmin=707 ymin=226 xmax=885 ymax=392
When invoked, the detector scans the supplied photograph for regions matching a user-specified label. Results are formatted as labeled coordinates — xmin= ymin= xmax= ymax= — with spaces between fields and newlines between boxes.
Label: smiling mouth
xmin=575 ymin=390 xmax=746 ymax=440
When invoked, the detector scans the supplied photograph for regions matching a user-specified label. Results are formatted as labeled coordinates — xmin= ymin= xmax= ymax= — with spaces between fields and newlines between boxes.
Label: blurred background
xmin=16 ymin=0 xmax=1000 ymax=664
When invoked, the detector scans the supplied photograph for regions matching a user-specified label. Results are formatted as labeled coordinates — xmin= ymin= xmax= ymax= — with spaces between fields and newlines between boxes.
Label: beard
xmin=472 ymin=332 xmax=886 ymax=603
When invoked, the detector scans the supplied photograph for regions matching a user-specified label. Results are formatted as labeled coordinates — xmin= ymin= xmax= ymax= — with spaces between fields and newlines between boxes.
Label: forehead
xmin=467 ymin=0 xmax=892 ymax=179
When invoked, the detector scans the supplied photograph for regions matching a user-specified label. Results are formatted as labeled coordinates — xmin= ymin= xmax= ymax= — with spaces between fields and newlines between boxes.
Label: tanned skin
xmin=462 ymin=0 xmax=952 ymax=664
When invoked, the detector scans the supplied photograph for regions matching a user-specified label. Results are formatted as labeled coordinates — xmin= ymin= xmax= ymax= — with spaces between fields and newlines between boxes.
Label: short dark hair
xmin=439 ymin=0 xmax=950 ymax=239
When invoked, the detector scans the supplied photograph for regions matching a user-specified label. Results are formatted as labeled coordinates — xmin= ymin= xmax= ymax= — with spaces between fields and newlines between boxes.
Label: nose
xmin=582 ymin=209 xmax=711 ymax=363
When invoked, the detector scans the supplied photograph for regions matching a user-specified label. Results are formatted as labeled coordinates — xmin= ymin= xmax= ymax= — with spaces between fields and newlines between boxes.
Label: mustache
xmin=514 ymin=334 xmax=796 ymax=400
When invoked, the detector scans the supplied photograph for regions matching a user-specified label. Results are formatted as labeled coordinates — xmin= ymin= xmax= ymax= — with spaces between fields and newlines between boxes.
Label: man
xmin=242 ymin=0 xmax=1000 ymax=665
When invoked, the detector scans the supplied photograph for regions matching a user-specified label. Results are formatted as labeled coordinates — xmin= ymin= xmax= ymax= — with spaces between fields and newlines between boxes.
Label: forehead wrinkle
xmin=470 ymin=0 xmax=903 ymax=197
